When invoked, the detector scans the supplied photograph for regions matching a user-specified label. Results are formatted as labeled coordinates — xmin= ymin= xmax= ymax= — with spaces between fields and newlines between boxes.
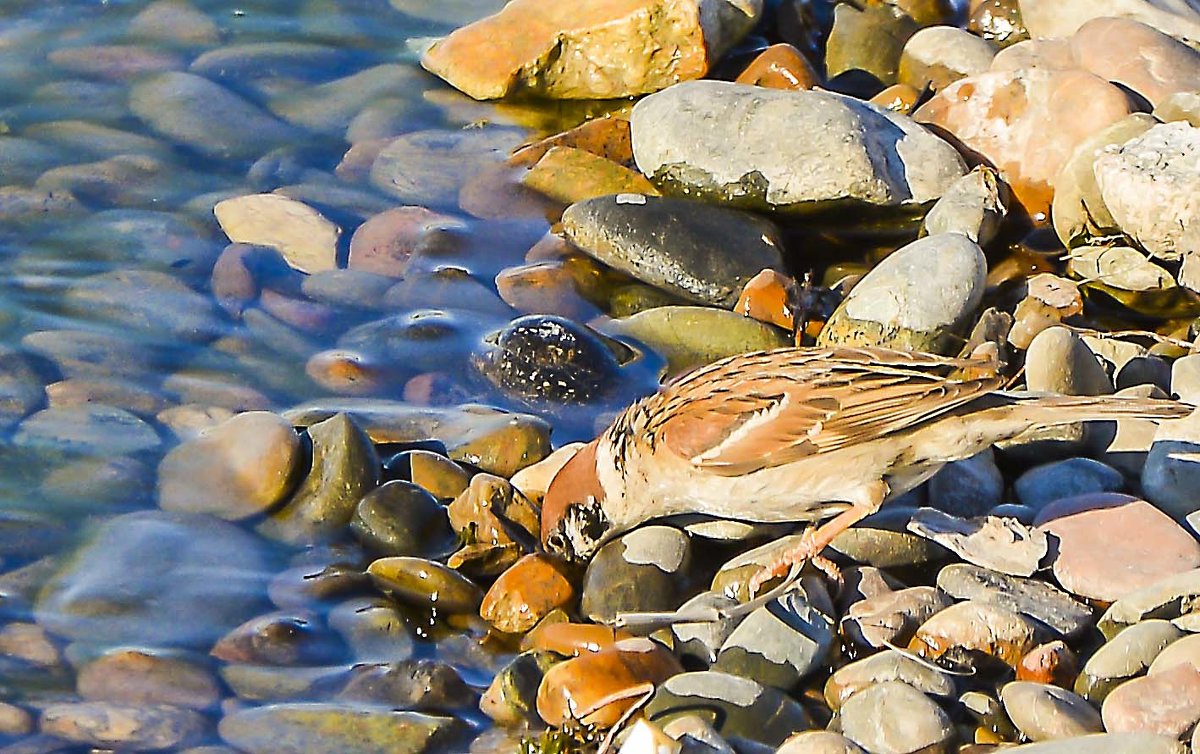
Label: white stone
xmin=631 ymin=80 xmax=965 ymax=213
xmin=1017 ymin=0 xmax=1200 ymax=44
xmin=214 ymin=193 xmax=340 ymax=274
xmin=1094 ymin=122 xmax=1200 ymax=261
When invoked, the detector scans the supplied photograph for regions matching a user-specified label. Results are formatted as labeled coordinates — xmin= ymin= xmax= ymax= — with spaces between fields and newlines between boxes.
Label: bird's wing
xmin=650 ymin=347 xmax=1004 ymax=476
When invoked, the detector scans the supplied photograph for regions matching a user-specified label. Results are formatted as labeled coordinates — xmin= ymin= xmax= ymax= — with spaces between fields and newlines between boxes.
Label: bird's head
xmin=540 ymin=439 xmax=613 ymax=562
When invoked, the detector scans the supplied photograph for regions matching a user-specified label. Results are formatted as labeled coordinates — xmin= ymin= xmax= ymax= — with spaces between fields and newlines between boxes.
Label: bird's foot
xmin=748 ymin=526 xmax=823 ymax=596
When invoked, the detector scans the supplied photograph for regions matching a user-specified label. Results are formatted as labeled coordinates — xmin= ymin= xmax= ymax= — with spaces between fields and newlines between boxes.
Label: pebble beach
xmin=0 ymin=0 xmax=1199 ymax=753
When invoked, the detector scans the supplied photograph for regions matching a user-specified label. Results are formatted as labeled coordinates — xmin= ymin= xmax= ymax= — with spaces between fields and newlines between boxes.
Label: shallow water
xmin=0 ymin=0 xmax=654 ymax=747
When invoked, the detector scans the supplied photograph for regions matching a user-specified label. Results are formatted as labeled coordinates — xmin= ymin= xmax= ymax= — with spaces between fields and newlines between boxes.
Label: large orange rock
xmin=915 ymin=66 xmax=1136 ymax=220
xmin=421 ymin=0 xmax=763 ymax=100
xmin=536 ymin=638 xmax=682 ymax=727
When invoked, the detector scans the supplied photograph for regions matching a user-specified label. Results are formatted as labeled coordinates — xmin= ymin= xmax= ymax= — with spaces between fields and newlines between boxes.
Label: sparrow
xmin=541 ymin=346 xmax=1193 ymax=597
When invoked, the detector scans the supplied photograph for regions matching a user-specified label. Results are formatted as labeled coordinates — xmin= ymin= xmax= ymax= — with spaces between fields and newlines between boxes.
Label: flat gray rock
xmin=937 ymin=563 xmax=1093 ymax=639
xmin=631 ymin=80 xmax=965 ymax=215
xmin=561 ymin=194 xmax=785 ymax=307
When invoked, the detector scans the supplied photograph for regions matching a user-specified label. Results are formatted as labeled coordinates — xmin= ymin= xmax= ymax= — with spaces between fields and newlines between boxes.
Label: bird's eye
xmin=546 ymin=532 xmax=566 ymax=553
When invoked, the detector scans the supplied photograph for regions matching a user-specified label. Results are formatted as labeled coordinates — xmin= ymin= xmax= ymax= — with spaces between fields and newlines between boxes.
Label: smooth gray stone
xmin=631 ymin=80 xmax=965 ymax=214
xmin=937 ymin=563 xmax=1093 ymax=638
xmin=1015 ymin=457 xmax=1125 ymax=508
xmin=714 ymin=590 xmax=834 ymax=688
xmin=34 ymin=511 xmax=272 ymax=648
xmin=561 ymin=194 xmax=785 ymax=308
xmin=645 ymin=671 xmax=811 ymax=748
xmin=840 ymin=681 xmax=953 ymax=754
xmin=131 ymin=72 xmax=302 ymax=160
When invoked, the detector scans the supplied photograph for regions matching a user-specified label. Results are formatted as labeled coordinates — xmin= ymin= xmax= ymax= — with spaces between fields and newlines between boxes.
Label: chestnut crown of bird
xmin=540 ymin=345 xmax=1193 ymax=587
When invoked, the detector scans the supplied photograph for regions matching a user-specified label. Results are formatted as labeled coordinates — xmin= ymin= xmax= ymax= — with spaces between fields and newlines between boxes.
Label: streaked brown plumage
xmin=541 ymin=346 xmax=1192 ymax=593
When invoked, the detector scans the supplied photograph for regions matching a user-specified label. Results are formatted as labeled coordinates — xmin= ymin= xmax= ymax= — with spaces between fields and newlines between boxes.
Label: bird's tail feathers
xmin=994 ymin=391 xmax=1195 ymax=424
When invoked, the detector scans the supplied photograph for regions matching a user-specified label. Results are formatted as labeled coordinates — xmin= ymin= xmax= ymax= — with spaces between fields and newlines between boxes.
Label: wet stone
xmin=521 ymin=147 xmax=660 ymax=204
xmin=77 ymin=650 xmax=220 ymax=710
xmin=920 ymin=166 xmax=1008 ymax=246
xmin=218 ymin=703 xmax=468 ymax=754
xmin=714 ymin=589 xmax=835 ymax=689
xmin=1035 ymin=494 xmax=1200 ymax=602
xmin=219 ymin=663 xmax=348 ymax=702
xmin=347 ymin=206 xmax=466 ymax=278
xmin=537 ymin=637 xmax=683 ymax=728
xmin=131 ymin=72 xmax=302 ymax=161
xmin=825 ymin=2 xmax=918 ymax=88
xmin=420 ymin=0 xmax=759 ymax=100
xmin=39 ymin=702 xmax=207 ymax=751
xmin=937 ymin=564 xmax=1093 ymax=639
xmin=158 ymin=411 xmax=302 ymax=521
xmin=825 ymin=650 xmax=957 ymax=712
xmin=840 ymin=681 xmax=954 ymax=754
xmin=268 ymin=563 xmax=370 ymax=612
xmin=258 ymin=413 xmax=380 ymax=546
xmin=480 ymin=554 xmax=575 ymax=635
xmin=817 ymin=234 xmax=987 ymax=355
xmin=268 ymin=64 xmax=426 ymax=135
xmin=336 ymin=659 xmax=475 ymax=710
xmin=62 ymin=270 xmax=226 ymax=344
xmin=1000 ymin=681 xmax=1103 ymax=741
xmin=367 ymin=557 xmax=483 ymax=616
xmin=480 ymin=650 xmax=559 ymax=726
xmin=214 ymin=194 xmax=341 ymax=274
xmin=402 ymin=450 xmax=472 ymax=500
xmin=0 ymin=349 xmax=46 ymax=432
xmin=735 ymin=43 xmax=820 ymax=91
xmin=189 ymin=42 xmax=354 ymax=86
xmin=369 ymin=128 xmax=522 ymax=207
xmin=1076 ymin=619 xmax=1183 ymax=703
xmin=39 ymin=455 xmax=155 ymax=508
xmin=473 ymin=315 xmax=623 ymax=407
xmin=603 ymin=305 xmax=790 ymax=377
xmin=327 ymin=597 xmax=415 ymax=664
xmin=20 ymin=327 xmax=157 ymax=382
xmin=14 ymin=405 xmax=160 ymax=456
xmin=580 ymin=525 xmax=691 ymax=624
xmin=211 ymin=610 xmax=343 ymax=666
xmin=560 ymin=194 xmax=785 ymax=308
xmin=645 ymin=671 xmax=811 ymax=748
xmin=351 ymin=480 xmax=455 ymax=558
xmin=446 ymin=473 xmax=540 ymax=575
xmin=35 ymin=510 xmax=271 ymax=648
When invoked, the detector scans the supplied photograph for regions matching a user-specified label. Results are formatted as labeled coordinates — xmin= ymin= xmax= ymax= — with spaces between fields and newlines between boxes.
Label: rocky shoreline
xmin=0 ymin=0 xmax=1200 ymax=753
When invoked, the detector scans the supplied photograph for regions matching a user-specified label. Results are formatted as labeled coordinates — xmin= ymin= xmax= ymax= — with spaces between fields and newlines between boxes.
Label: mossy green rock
xmin=257 ymin=413 xmax=380 ymax=545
